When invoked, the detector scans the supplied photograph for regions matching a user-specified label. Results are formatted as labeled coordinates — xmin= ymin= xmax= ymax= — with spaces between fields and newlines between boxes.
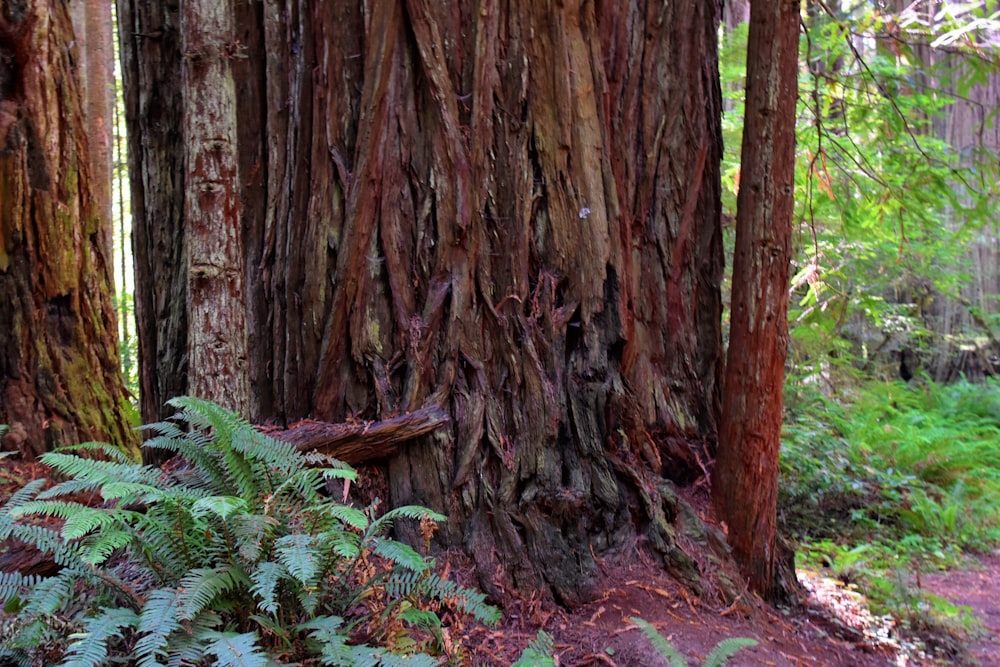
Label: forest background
xmin=0 ymin=0 xmax=998 ymax=665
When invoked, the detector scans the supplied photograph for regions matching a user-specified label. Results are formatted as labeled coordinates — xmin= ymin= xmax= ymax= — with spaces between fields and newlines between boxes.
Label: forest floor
xmin=0 ymin=456 xmax=996 ymax=667
xmin=453 ymin=545 xmax=1000 ymax=667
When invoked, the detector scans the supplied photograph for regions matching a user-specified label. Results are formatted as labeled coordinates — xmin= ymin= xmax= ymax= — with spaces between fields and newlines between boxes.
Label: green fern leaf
xmin=53 ymin=441 xmax=136 ymax=463
xmin=383 ymin=571 xmax=499 ymax=625
xmin=135 ymin=587 xmax=183 ymax=667
xmin=0 ymin=479 xmax=46 ymax=517
xmin=510 ymin=630 xmax=555 ymax=667
xmin=249 ymin=562 xmax=285 ymax=615
xmin=370 ymin=539 xmax=428 ymax=572
xmin=162 ymin=610 xmax=223 ymax=667
xmin=275 ymin=534 xmax=320 ymax=586
xmin=0 ymin=571 xmax=38 ymax=604
xmin=319 ymin=503 xmax=369 ymax=530
xmin=201 ymin=631 xmax=268 ymax=667
xmin=366 ymin=506 xmax=446 ymax=538
xmin=232 ymin=513 xmax=279 ymax=563
xmin=79 ymin=528 xmax=134 ymax=566
xmin=58 ymin=607 xmax=138 ymax=667
xmin=191 ymin=495 xmax=249 ymax=521
xmin=702 ymin=637 xmax=758 ymax=667
xmin=176 ymin=566 xmax=243 ymax=621
xmin=630 ymin=617 xmax=687 ymax=667
xmin=23 ymin=571 xmax=76 ymax=615
xmin=62 ymin=506 xmax=126 ymax=540
xmin=329 ymin=530 xmax=362 ymax=559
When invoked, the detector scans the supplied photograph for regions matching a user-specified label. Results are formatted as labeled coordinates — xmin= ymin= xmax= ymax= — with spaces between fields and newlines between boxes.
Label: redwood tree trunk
xmin=68 ymin=0 xmax=115 ymax=260
xmin=116 ymin=0 xmax=188 ymax=431
xmin=122 ymin=0 xmax=726 ymax=604
xmin=180 ymin=0 xmax=250 ymax=415
xmin=0 ymin=2 xmax=136 ymax=458
xmin=713 ymin=0 xmax=800 ymax=601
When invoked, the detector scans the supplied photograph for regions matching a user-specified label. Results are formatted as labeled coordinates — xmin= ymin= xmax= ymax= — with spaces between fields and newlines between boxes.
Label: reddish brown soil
xmin=1 ymin=455 xmax=995 ymax=667
xmin=918 ymin=551 xmax=1000 ymax=666
xmin=457 ymin=551 xmax=897 ymax=667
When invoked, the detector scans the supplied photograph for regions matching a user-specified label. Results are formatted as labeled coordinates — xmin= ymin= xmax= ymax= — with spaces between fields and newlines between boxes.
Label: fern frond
xmin=78 ymin=528 xmax=135 ymax=566
xmin=510 ymin=631 xmax=555 ymax=667
xmin=702 ymin=637 xmax=758 ymax=667
xmin=232 ymin=513 xmax=279 ymax=563
xmin=54 ymin=442 xmax=136 ymax=463
xmin=249 ymin=561 xmax=285 ymax=615
xmin=0 ymin=571 xmax=38 ymax=604
xmin=0 ymin=479 xmax=46 ymax=517
xmin=366 ymin=506 xmax=446 ymax=538
xmin=58 ymin=607 xmax=138 ymax=667
xmin=191 ymin=495 xmax=249 ymax=521
xmin=166 ymin=396 xmax=244 ymax=442
xmin=370 ymin=539 xmax=428 ymax=572
xmin=344 ymin=646 xmax=439 ymax=667
xmin=63 ymin=506 xmax=126 ymax=541
xmin=36 ymin=478 xmax=103 ymax=499
xmin=201 ymin=631 xmax=268 ymax=667
xmin=22 ymin=571 xmax=77 ymax=616
xmin=297 ymin=615 xmax=350 ymax=664
xmin=275 ymin=534 xmax=319 ymax=586
xmin=8 ymin=523 xmax=80 ymax=569
xmin=630 ymin=617 xmax=686 ymax=667
xmin=318 ymin=503 xmax=369 ymax=531
xmin=328 ymin=530 xmax=362 ymax=560
xmin=383 ymin=571 xmax=499 ymax=625
xmin=162 ymin=610 xmax=223 ymax=667
xmin=40 ymin=452 xmax=161 ymax=487
xmin=135 ymin=587 xmax=183 ymax=667
xmin=176 ymin=566 xmax=244 ymax=621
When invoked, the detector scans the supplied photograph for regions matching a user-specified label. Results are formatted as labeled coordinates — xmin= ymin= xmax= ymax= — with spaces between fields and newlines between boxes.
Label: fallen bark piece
xmin=268 ymin=406 xmax=450 ymax=465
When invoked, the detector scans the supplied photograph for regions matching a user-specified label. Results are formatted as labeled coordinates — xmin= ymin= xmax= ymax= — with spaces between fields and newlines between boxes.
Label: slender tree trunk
xmin=180 ymin=0 xmax=250 ymax=415
xmin=116 ymin=0 xmax=189 ymax=433
xmin=68 ymin=0 xmax=115 ymax=259
xmin=0 ymin=1 xmax=137 ymax=458
xmin=713 ymin=0 xmax=800 ymax=602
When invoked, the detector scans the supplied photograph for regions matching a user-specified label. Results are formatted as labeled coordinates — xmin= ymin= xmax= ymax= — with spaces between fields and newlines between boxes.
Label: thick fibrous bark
xmin=0 ymin=2 xmax=136 ymax=458
xmin=123 ymin=0 xmax=726 ymax=604
xmin=713 ymin=0 xmax=800 ymax=601
xmin=180 ymin=0 xmax=250 ymax=416
xmin=116 ymin=0 xmax=188 ymax=432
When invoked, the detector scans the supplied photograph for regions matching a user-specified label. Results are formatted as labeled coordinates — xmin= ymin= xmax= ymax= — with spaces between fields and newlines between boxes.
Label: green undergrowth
xmin=0 ymin=397 xmax=500 ymax=667
xmin=782 ymin=377 xmax=1000 ymax=653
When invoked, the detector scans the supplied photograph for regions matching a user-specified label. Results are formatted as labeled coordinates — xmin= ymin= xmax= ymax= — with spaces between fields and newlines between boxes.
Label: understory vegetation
xmin=781 ymin=376 xmax=1000 ymax=651
xmin=0 ymin=398 xmax=499 ymax=666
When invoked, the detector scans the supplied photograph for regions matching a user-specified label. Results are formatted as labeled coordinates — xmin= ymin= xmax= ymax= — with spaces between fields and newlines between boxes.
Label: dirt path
xmin=918 ymin=551 xmax=1000 ymax=666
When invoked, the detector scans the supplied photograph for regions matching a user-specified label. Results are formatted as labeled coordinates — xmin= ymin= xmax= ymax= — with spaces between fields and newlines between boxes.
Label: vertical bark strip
xmin=180 ymin=0 xmax=250 ymax=416
xmin=713 ymin=0 xmax=800 ymax=601
xmin=68 ymin=0 xmax=115 ymax=259
xmin=116 ymin=0 xmax=188 ymax=433
xmin=0 ymin=1 xmax=136 ymax=458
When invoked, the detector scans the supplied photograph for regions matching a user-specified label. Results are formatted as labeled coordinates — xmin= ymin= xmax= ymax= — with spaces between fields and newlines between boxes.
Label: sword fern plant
xmin=0 ymin=396 xmax=498 ymax=666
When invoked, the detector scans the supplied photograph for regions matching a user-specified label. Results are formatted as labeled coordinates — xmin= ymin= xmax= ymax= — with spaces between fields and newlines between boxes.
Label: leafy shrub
xmin=0 ymin=396 xmax=498 ymax=666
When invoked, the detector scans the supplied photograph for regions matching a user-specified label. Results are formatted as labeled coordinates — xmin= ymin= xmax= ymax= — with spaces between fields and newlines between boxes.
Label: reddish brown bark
xmin=180 ymin=0 xmax=250 ymax=416
xmin=713 ymin=0 xmax=800 ymax=601
xmin=116 ymin=0 xmax=188 ymax=434
xmin=270 ymin=406 xmax=450 ymax=464
xmin=0 ymin=2 xmax=136 ymax=458
xmin=122 ymin=0 xmax=726 ymax=604
xmin=68 ymin=0 xmax=115 ymax=259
